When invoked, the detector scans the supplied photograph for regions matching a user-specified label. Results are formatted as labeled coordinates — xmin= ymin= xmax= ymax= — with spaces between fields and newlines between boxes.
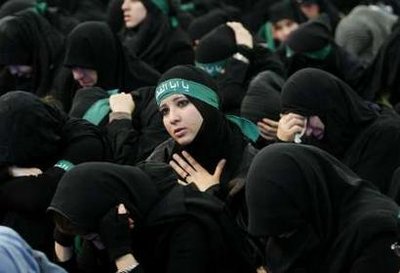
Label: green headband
xmin=155 ymin=78 xmax=260 ymax=142
xmin=180 ymin=2 xmax=195 ymax=12
xmin=259 ymin=22 xmax=276 ymax=51
xmin=35 ymin=0 xmax=47 ymax=14
xmin=286 ymin=44 xmax=332 ymax=60
xmin=151 ymin=0 xmax=169 ymax=14
xmin=195 ymin=59 xmax=228 ymax=77
xmin=156 ymin=78 xmax=219 ymax=108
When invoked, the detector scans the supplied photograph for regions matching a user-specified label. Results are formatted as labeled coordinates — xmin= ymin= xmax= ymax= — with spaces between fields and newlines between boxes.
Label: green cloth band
xmin=35 ymin=1 xmax=47 ymax=14
xmin=195 ymin=59 xmax=228 ymax=77
xmin=82 ymin=89 xmax=118 ymax=125
xmin=258 ymin=22 xmax=276 ymax=51
xmin=152 ymin=0 xmax=169 ymax=15
xmin=54 ymin=160 xmax=75 ymax=172
xmin=156 ymin=78 xmax=219 ymax=108
xmin=226 ymin=115 xmax=260 ymax=142
xmin=155 ymin=78 xmax=260 ymax=142
xmin=180 ymin=2 xmax=195 ymax=12
xmin=286 ymin=44 xmax=332 ymax=60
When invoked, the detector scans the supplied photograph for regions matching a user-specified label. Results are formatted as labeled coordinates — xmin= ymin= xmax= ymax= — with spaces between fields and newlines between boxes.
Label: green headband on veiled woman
xmin=155 ymin=78 xmax=260 ymax=142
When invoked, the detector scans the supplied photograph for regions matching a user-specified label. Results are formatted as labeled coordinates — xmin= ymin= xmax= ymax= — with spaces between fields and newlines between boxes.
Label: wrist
xmin=277 ymin=132 xmax=294 ymax=142
xmin=109 ymin=112 xmax=132 ymax=123
xmin=237 ymin=44 xmax=254 ymax=59
xmin=198 ymin=181 xmax=219 ymax=192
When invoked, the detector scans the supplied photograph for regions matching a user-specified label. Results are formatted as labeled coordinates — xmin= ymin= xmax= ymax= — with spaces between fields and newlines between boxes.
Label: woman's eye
xmin=159 ymin=108 xmax=169 ymax=116
xmin=177 ymin=99 xmax=189 ymax=108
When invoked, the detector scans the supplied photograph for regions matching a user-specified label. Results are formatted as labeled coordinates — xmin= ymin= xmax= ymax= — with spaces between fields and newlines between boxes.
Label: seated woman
xmin=294 ymin=0 xmax=340 ymax=30
xmin=246 ymin=143 xmax=400 ymax=273
xmin=146 ymin=65 xmax=259 ymax=214
xmin=48 ymin=162 xmax=256 ymax=273
xmin=284 ymin=20 xmax=365 ymax=90
xmin=118 ymin=0 xmax=194 ymax=73
xmin=0 ymin=91 xmax=110 ymax=256
xmin=0 ymin=8 xmax=65 ymax=97
xmin=335 ymin=4 xmax=397 ymax=65
xmin=277 ymin=68 xmax=400 ymax=195
xmin=257 ymin=1 xmax=300 ymax=52
xmin=60 ymin=21 xmax=160 ymax=114
xmin=195 ymin=22 xmax=284 ymax=114
xmin=241 ymin=70 xmax=284 ymax=148
xmin=0 ymin=226 xmax=67 ymax=273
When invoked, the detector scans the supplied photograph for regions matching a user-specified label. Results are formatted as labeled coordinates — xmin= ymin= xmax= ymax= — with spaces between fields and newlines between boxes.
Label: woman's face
xmin=72 ymin=67 xmax=98 ymax=87
xmin=272 ymin=19 xmax=299 ymax=42
xmin=8 ymin=65 xmax=32 ymax=78
xmin=305 ymin=115 xmax=325 ymax=140
xmin=121 ymin=0 xmax=147 ymax=28
xmin=300 ymin=3 xmax=320 ymax=19
xmin=160 ymin=94 xmax=204 ymax=146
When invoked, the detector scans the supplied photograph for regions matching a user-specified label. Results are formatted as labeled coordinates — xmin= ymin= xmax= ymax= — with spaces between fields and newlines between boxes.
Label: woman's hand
xmin=170 ymin=151 xmax=226 ymax=192
xmin=8 ymin=166 xmax=42 ymax=177
xmin=226 ymin=21 xmax=253 ymax=49
xmin=109 ymin=93 xmax=135 ymax=114
xmin=258 ymin=118 xmax=279 ymax=141
xmin=277 ymin=113 xmax=306 ymax=142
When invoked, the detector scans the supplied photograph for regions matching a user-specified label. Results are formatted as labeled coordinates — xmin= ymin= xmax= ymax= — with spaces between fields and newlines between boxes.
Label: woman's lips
xmin=174 ymin=128 xmax=186 ymax=138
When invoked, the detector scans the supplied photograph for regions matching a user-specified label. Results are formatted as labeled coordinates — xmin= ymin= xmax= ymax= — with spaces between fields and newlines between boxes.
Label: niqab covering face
xmin=0 ymin=9 xmax=64 ymax=96
xmin=0 ymin=91 xmax=66 ymax=167
xmin=246 ymin=143 xmax=400 ymax=273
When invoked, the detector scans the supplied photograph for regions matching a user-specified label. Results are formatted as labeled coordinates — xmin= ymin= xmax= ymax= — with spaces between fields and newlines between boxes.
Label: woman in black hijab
xmin=0 ymin=8 xmax=65 ymax=97
xmin=241 ymin=70 xmax=284 ymax=148
xmin=48 ymin=162 xmax=256 ymax=273
xmin=195 ymin=23 xmax=285 ymax=114
xmin=284 ymin=20 xmax=365 ymax=90
xmin=294 ymin=0 xmax=341 ymax=30
xmin=246 ymin=143 xmax=400 ymax=273
xmin=46 ymin=0 xmax=107 ymax=22
xmin=119 ymin=0 xmax=194 ymax=73
xmin=148 ymin=65 xmax=259 ymax=206
xmin=187 ymin=6 xmax=240 ymax=46
xmin=0 ymin=91 xmax=110 ymax=256
xmin=60 ymin=21 xmax=159 ymax=114
xmin=277 ymin=68 xmax=400 ymax=194
xmin=0 ymin=0 xmax=79 ymax=36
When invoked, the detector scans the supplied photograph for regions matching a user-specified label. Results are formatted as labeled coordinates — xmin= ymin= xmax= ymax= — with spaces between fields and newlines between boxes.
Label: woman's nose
xmin=168 ymin=108 xmax=181 ymax=124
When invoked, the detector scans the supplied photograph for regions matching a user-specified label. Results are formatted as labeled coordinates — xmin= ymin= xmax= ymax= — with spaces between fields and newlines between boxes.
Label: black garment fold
xmin=246 ymin=143 xmax=400 ymax=273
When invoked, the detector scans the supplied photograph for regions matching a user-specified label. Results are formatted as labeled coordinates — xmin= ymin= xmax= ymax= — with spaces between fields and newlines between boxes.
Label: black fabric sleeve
xmin=0 ymin=167 xmax=65 ymax=214
xmin=0 ymin=134 xmax=106 ymax=214
xmin=61 ymin=133 xmax=108 ymax=165
xmin=165 ymin=221 xmax=210 ymax=273
xmin=130 ymin=264 xmax=145 ymax=273
xmin=350 ymin=233 xmax=400 ymax=273
xmin=56 ymin=253 xmax=78 ymax=273
xmin=106 ymin=95 xmax=169 ymax=165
